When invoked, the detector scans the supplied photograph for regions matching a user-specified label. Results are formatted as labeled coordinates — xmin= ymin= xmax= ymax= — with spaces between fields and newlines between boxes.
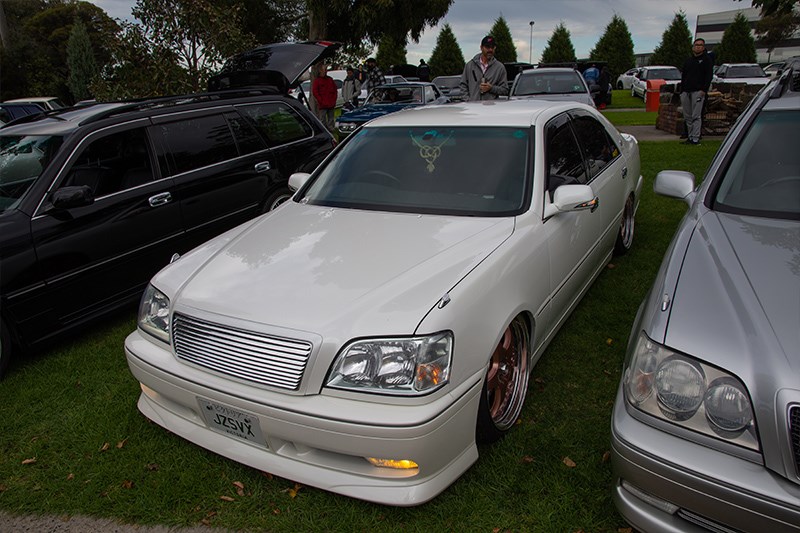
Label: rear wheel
xmin=614 ymin=193 xmax=635 ymax=255
xmin=617 ymin=81 xmax=623 ymax=90
xmin=261 ymin=186 xmax=293 ymax=213
xmin=476 ymin=315 xmax=531 ymax=444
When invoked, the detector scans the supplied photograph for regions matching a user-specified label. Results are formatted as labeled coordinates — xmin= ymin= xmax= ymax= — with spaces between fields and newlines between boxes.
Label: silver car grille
xmin=791 ymin=406 xmax=800 ymax=477
xmin=172 ymin=313 xmax=312 ymax=390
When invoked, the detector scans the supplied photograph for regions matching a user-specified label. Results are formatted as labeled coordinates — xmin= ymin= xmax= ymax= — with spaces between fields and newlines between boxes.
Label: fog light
xmin=366 ymin=458 xmax=418 ymax=469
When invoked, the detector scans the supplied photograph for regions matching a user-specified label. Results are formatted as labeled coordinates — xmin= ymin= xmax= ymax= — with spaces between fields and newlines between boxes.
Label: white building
xmin=695 ymin=7 xmax=800 ymax=64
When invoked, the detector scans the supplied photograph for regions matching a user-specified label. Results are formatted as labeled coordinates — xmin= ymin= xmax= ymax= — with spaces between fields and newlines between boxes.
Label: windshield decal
xmin=410 ymin=130 xmax=453 ymax=173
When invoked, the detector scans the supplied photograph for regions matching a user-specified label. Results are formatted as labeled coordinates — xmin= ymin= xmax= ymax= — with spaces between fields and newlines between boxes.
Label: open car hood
xmin=208 ymin=41 xmax=340 ymax=94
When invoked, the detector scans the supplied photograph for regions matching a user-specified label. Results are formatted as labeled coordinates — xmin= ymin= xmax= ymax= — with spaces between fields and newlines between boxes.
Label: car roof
xmin=363 ymin=99 xmax=581 ymax=128
xmin=720 ymin=63 xmax=760 ymax=67
xmin=5 ymin=97 xmax=60 ymax=103
xmin=643 ymin=65 xmax=679 ymax=70
xmin=518 ymin=67 xmax=580 ymax=75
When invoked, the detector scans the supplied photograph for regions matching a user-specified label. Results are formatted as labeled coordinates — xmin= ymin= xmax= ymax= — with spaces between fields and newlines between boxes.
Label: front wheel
xmin=0 ymin=318 xmax=12 ymax=380
xmin=617 ymin=81 xmax=623 ymax=90
xmin=476 ymin=315 xmax=531 ymax=444
xmin=614 ymin=193 xmax=635 ymax=255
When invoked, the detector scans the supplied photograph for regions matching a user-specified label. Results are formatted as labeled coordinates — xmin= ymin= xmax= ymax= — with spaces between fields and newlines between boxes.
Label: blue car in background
xmin=336 ymin=82 xmax=449 ymax=134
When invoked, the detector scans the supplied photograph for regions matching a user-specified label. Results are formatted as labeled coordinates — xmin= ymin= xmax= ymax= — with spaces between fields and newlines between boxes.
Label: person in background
xmin=311 ymin=63 xmax=337 ymax=133
xmin=459 ymin=35 xmax=509 ymax=101
xmin=583 ymin=63 xmax=600 ymax=87
xmin=680 ymin=37 xmax=713 ymax=145
xmin=417 ymin=59 xmax=431 ymax=82
xmin=364 ymin=57 xmax=387 ymax=93
xmin=342 ymin=66 xmax=361 ymax=109
xmin=597 ymin=66 xmax=611 ymax=109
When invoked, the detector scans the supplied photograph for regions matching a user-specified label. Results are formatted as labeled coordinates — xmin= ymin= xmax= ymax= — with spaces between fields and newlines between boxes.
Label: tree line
xmin=1 ymin=0 xmax=795 ymax=104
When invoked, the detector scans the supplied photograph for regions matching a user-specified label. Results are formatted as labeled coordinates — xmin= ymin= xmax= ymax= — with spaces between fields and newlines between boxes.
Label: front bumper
xmin=611 ymin=384 xmax=800 ymax=532
xmin=125 ymin=330 xmax=482 ymax=506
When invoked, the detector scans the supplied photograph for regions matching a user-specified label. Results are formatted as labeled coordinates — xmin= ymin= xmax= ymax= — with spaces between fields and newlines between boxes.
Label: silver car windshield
xmin=714 ymin=110 xmax=799 ymax=219
xmin=0 ymin=135 xmax=63 ymax=213
xmin=366 ymin=86 xmax=423 ymax=105
xmin=514 ymin=72 xmax=586 ymax=95
xmin=726 ymin=65 xmax=766 ymax=78
xmin=302 ymin=126 xmax=530 ymax=216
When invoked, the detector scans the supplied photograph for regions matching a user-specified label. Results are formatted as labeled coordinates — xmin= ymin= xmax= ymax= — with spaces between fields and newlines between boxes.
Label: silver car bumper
xmin=611 ymin=384 xmax=800 ymax=533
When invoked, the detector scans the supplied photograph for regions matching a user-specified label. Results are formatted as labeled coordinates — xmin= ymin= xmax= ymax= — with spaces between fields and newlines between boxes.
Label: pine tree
xmin=540 ymin=23 xmax=577 ymax=64
xmin=428 ymin=24 xmax=465 ymax=77
xmin=649 ymin=11 xmax=692 ymax=68
xmin=376 ymin=34 xmax=407 ymax=72
xmin=490 ymin=15 xmax=517 ymax=63
xmin=714 ymin=12 xmax=757 ymax=64
xmin=67 ymin=18 xmax=98 ymax=103
xmin=589 ymin=15 xmax=635 ymax=81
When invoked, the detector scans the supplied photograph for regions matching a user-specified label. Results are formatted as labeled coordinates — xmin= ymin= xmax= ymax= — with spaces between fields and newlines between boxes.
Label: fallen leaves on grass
xmin=122 ymin=480 xmax=134 ymax=489
xmin=233 ymin=481 xmax=245 ymax=496
xmin=605 ymin=338 xmax=614 ymax=346
xmin=145 ymin=463 xmax=159 ymax=471
xmin=219 ymin=495 xmax=235 ymax=502
xmin=602 ymin=451 xmax=611 ymax=463
xmin=67 ymin=473 xmax=74 ymax=480
xmin=520 ymin=456 xmax=535 ymax=464
xmin=21 ymin=457 xmax=36 ymax=465
xmin=284 ymin=483 xmax=302 ymax=498
xmin=99 ymin=442 xmax=110 ymax=452
xmin=562 ymin=457 xmax=577 ymax=468
xmin=116 ymin=439 xmax=127 ymax=449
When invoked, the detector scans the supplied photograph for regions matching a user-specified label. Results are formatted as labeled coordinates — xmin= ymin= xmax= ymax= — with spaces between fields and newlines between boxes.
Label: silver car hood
xmin=666 ymin=211 xmax=800 ymax=373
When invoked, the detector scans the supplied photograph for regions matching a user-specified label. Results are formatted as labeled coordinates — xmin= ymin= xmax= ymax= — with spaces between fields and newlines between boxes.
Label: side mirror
xmin=543 ymin=184 xmax=597 ymax=218
xmin=288 ymin=172 xmax=311 ymax=192
xmin=50 ymin=185 xmax=94 ymax=209
xmin=654 ymin=170 xmax=696 ymax=206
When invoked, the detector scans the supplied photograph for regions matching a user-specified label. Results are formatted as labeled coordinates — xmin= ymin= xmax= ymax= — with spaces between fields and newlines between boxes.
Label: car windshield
xmin=726 ymin=65 xmax=766 ymax=78
xmin=366 ymin=86 xmax=423 ymax=104
xmin=0 ymin=135 xmax=63 ymax=213
xmin=713 ymin=110 xmax=799 ymax=219
xmin=301 ymin=126 xmax=530 ymax=216
xmin=647 ymin=68 xmax=681 ymax=80
xmin=514 ymin=72 xmax=585 ymax=95
xmin=434 ymin=77 xmax=460 ymax=89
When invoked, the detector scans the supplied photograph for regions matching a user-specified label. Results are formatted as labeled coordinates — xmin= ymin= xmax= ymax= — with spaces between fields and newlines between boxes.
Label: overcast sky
xmin=88 ymin=0 xmax=749 ymax=62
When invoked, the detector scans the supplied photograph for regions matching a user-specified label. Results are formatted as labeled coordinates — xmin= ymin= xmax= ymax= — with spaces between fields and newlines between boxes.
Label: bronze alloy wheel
xmin=614 ymin=193 xmax=635 ymax=255
xmin=477 ymin=315 xmax=530 ymax=443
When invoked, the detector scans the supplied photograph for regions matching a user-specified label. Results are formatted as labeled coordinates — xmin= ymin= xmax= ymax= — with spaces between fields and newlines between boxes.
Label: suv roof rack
xmin=77 ymin=87 xmax=281 ymax=126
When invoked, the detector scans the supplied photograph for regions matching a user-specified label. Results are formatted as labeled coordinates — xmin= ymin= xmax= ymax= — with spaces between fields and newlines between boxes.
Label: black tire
xmin=617 ymin=81 xmax=623 ymax=90
xmin=614 ymin=193 xmax=635 ymax=256
xmin=261 ymin=185 xmax=293 ymax=213
xmin=476 ymin=315 xmax=531 ymax=444
xmin=0 ymin=318 xmax=12 ymax=380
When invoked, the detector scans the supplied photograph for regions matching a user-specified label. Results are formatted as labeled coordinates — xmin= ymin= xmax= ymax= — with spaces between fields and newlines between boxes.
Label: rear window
xmin=713 ymin=110 xmax=800 ymax=219
xmin=647 ymin=68 xmax=681 ymax=80
xmin=514 ymin=72 xmax=586 ymax=95
xmin=726 ymin=65 xmax=766 ymax=78
xmin=155 ymin=114 xmax=238 ymax=176
xmin=236 ymin=102 xmax=313 ymax=146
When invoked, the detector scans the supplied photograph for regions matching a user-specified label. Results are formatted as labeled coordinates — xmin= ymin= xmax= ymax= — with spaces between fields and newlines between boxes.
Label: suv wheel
xmin=262 ymin=186 xmax=293 ymax=212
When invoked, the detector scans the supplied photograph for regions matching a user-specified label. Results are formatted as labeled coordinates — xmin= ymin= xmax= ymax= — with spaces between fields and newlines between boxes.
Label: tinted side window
xmin=570 ymin=114 xmax=619 ymax=180
xmin=546 ymin=115 xmax=587 ymax=194
xmin=156 ymin=114 xmax=237 ymax=175
xmin=225 ymin=112 xmax=266 ymax=155
xmin=237 ymin=103 xmax=313 ymax=146
xmin=63 ymin=128 xmax=154 ymax=196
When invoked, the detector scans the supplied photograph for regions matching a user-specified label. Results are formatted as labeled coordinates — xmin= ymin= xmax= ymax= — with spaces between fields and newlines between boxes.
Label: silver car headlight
xmin=138 ymin=284 xmax=170 ymax=343
xmin=623 ymin=332 xmax=759 ymax=451
xmin=337 ymin=122 xmax=357 ymax=133
xmin=327 ymin=332 xmax=452 ymax=395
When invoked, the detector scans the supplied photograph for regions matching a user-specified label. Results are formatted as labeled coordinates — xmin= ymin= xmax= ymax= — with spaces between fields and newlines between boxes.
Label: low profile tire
xmin=617 ymin=81 xmax=623 ymax=90
xmin=262 ymin=186 xmax=293 ymax=213
xmin=0 ymin=318 xmax=12 ymax=380
xmin=614 ymin=193 xmax=635 ymax=256
xmin=476 ymin=315 xmax=531 ymax=444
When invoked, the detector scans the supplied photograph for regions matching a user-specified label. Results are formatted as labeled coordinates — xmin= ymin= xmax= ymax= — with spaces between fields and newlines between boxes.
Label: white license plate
xmin=198 ymin=398 xmax=267 ymax=447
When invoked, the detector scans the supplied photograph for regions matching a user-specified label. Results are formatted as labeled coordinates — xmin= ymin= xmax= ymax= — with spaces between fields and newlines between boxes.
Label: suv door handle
xmin=254 ymin=161 xmax=271 ymax=173
xmin=148 ymin=192 xmax=172 ymax=207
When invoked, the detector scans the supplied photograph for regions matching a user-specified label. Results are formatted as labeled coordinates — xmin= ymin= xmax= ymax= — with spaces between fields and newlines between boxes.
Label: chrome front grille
xmin=791 ymin=405 xmax=800 ymax=477
xmin=172 ymin=313 xmax=312 ymax=390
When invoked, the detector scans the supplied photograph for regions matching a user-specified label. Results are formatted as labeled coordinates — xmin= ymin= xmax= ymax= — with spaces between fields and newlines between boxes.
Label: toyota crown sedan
xmin=611 ymin=69 xmax=800 ymax=531
xmin=125 ymin=99 xmax=642 ymax=505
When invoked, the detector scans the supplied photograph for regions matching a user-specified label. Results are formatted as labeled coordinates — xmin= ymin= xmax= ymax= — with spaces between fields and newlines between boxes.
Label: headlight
xmin=326 ymin=332 xmax=452 ymax=395
xmin=337 ymin=122 xmax=357 ymax=133
xmin=623 ymin=332 xmax=758 ymax=451
xmin=138 ymin=284 xmax=170 ymax=343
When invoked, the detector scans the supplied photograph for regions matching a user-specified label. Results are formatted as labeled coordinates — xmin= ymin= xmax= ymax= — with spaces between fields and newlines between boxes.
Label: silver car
xmin=509 ymin=67 xmax=595 ymax=107
xmin=611 ymin=69 xmax=800 ymax=530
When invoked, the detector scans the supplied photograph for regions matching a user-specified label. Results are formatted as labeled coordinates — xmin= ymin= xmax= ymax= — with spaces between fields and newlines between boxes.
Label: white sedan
xmin=630 ymin=66 xmax=682 ymax=98
xmin=125 ymin=100 xmax=642 ymax=506
xmin=616 ymin=67 xmax=641 ymax=90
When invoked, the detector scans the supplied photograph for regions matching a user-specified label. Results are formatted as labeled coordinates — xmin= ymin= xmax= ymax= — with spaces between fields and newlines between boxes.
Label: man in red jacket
xmin=312 ymin=64 xmax=338 ymax=133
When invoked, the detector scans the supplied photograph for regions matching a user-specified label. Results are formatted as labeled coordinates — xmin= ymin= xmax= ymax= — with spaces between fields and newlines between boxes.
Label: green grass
xmin=0 ymin=141 xmax=721 ymax=531
xmin=602 ymin=110 xmax=657 ymax=126
xmin=608 ymin=89 xmax=644 ymax=109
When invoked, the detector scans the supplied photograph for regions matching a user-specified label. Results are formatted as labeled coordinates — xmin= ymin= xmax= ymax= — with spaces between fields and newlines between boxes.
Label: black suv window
xmin=156 ymin=114 xmax=238 ymax=176
xmin=236 ymin=103 xmax=312 ymax=146
xmin=225 ymin=112 xmax=267 ymax=155
xmin=546 ymin=114 xmax=587 ymax=193
xmin=570 ymin=113 xmax=619 ymax=180
xmin=63 ymin=128 xmax=154 ymax=197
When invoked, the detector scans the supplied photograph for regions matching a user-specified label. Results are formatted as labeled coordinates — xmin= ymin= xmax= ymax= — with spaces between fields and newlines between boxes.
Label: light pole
xmin=529 ymin=20 xmax=535 ymax=64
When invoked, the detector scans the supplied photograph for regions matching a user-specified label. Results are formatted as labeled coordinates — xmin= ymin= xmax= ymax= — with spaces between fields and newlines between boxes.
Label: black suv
xmin=0 ymin=42 xmax=339 ymax=377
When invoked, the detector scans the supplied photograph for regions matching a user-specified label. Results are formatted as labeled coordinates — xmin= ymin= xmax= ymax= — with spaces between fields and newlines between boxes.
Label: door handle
xmin=254 ymin=161 xmax=271 ymax=173
xmin=148 ymin=192 xmax=172 ymax=207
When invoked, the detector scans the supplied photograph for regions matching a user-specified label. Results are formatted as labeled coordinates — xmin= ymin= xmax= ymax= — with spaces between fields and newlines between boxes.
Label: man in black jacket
xmin=680 ymin=38 xmax=714 ymax=145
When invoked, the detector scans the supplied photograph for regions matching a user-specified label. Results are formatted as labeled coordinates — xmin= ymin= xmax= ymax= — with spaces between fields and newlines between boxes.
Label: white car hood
xmin=171 ymin=204 xmax=514 ymax=337
xmin=666 ymin=211 xmax=799 ymax=372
